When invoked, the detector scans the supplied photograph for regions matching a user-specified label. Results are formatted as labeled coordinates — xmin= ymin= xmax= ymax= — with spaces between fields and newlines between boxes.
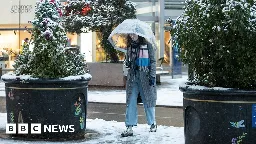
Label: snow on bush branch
xmin=9 ymin=0 xmax=89 ymax=80
xmin=63 ymin=0 xmax=137 ymax=34
xmin=172 ymin=0 xmax=256 ymax=89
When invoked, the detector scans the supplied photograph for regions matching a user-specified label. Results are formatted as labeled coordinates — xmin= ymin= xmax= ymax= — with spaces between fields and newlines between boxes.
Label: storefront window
xmin=0 ymin=0 xmax=80 ymax=69
xmin=67 ymin=33 xmax=78 ymax=47
xmin=95 ymin=32 xmax=107 ymax=62
xmin=0 ymin=0 xmax=35 ymax=69
xmin=0 ymin=28 xmax=32 ymax=68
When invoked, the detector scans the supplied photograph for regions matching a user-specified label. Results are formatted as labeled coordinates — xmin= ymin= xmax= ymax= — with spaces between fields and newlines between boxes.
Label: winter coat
xmin=125 ymin=42 xmax=157 ymax=108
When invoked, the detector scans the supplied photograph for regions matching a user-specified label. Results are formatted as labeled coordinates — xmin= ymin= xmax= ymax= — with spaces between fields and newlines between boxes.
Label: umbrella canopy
xmin=108 ymin=19 xmax=157 ymax=53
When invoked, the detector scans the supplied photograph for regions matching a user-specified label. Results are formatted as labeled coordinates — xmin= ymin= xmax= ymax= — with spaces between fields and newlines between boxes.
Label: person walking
xmin=121 ymin=33 xmax=157 ymax=137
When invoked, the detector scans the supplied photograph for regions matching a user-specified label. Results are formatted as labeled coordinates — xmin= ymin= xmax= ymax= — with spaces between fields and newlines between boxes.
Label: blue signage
xmin=172 ymin=43 xmax=182 ymax=76
xmin=171 ymin=20 xmax=182 ymax=78
xmin=252 ymin=104 xmax=256 ymax=127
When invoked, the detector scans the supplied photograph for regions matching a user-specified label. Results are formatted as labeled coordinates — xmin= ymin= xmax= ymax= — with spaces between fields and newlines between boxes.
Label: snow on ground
xmin=0 ymin=82 xmax=4 ymax=97
xmin=0 ymin=75 xmax=188 ymax=107
xmin=0 ymin=91 xmax=4 ymax=97
xmin=0 ymin=113 xmax=6 ymax=130
xmin=0 ymin=75 xmax=186 ymax=143
xmin=88 ymin=75 xmax=187 ymax=107
xmin=0 ymin=113 xmax=184 ymax=144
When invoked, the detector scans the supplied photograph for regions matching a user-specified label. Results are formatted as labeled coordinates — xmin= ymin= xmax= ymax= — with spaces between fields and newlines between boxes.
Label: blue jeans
xmin=125 ymin=75 xmax=156 ymax=126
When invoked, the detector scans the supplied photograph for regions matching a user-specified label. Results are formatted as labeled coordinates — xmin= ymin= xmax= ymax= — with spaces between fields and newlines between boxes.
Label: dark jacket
xmin=125 ymin=42 xmax=157 ymax=108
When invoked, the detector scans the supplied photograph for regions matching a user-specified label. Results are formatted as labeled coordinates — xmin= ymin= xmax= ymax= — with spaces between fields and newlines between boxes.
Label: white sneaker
xmin=121 ymin=126 xmax=133 ymax=137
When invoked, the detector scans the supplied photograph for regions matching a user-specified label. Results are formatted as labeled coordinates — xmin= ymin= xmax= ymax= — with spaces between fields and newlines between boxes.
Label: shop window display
xmin=0 ymin=30 xmax=29 ymax=68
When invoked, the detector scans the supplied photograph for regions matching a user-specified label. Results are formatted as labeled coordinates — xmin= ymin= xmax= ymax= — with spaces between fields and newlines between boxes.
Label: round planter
xmin=180 ymin=85 xmax=256 ymax=144
xmin=2 ymin=78 xmax=90 ymax=140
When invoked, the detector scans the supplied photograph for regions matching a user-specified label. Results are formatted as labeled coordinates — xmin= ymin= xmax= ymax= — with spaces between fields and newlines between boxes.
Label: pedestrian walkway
xmin=0 ymin=75 xmax=188 ymax=109
xmin=0 ymin=74 xmax=187 ymax=143
xmin=0 ymin=113 xmax=184 ymax=144
xmin=87 ymin=75 xmax=187 ymax=107
xmin=87 ymin=103 xmax=183 ymax=127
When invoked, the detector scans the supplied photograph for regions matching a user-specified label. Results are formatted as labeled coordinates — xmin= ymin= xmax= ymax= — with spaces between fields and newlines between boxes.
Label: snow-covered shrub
xmin=89 ymin=0 xmax=136 ymax=31
xmin=13 ymin=40 xmax=32 ymax=75
xmin=63 ymin=0 xmax=136 ymax=63
xmin=13 ymin=0 xmax=88 ymax=79
xmin=63 ymin=0 xmax=92 ymax=34
xmin=172 ymin=0 xmax=256 ymax=89
xmin=89 ymin=0 xmax=137 ymax=63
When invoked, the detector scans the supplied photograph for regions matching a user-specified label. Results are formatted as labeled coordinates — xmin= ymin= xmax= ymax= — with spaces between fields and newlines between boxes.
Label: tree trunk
xmin=100 ymin=28 xmax=119 ymax=63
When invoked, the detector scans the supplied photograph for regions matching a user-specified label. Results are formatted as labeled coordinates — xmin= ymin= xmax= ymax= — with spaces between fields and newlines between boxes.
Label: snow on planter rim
xmin=179 ymin=83 xmax=256 ymax=95
xmin=1 ymin=72 xmax=92 ymax=82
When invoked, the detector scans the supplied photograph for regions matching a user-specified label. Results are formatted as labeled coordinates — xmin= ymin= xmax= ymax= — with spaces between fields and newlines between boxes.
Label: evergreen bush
xmin=172 ymin=0 xmax=256 ymax=89
xmin=63 ymin=0 xmax=92 ymax=34
xmin=13 ymin=0 xmax=88 ymax=79
xmin=63 ymin=0 xmax=136 ymax=63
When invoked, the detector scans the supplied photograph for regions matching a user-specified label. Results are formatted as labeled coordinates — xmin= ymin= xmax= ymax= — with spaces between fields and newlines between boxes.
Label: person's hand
xmin=125 ymin=61 xmax=131 ymax=68
xmin=149 ymin=77 xmax=155 ymax=86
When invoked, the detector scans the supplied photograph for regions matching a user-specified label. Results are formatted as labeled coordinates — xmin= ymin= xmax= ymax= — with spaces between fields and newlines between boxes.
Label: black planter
xmin=2 ymin=77 xmax=91 ymax=140
xmin=180 ymin=85 xmax=256 ymax=144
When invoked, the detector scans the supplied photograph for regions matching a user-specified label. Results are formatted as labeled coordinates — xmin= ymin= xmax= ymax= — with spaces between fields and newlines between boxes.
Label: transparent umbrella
xmin=108 ymin=19 xmax=157 ymax=53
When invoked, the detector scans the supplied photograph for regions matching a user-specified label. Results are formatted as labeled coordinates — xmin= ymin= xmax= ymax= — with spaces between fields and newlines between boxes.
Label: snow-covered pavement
xmin=88 ymin=75 xmax=188 ymax=106
xmin=82 ymin=75 xmax=186 ymax=107
xmin=0 ymin=113 xmax=184 ymax=144
xmin=0 ymin=75 xmax=187 ymax=143
xmin=0 ymin=75 xmax=188 ymax=107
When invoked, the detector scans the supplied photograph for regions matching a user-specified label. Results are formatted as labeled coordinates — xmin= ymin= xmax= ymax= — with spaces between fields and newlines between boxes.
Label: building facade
xmin=0 ymin=0 xmax=184 ymax=69
xmin=133 ymin=0 xmax=184 ymax=66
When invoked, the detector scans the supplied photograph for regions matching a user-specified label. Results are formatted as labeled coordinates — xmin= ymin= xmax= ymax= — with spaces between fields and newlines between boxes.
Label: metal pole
xmin=159 ymin=0 xmax=165 ymax=58
xmin=152 ymin=0 xmax=155 ymax=34
xmin=19 ymin=0 xmax=21 ymax=55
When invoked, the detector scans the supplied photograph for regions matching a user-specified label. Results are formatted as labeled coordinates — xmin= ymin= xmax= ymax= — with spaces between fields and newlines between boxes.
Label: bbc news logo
xmin=6 ymin=123 xmax=75 ymax=134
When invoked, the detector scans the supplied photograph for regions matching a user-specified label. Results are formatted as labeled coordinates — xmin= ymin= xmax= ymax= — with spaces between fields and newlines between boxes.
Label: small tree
xmin=65 ymin=48 xmax=88 ymax=75
xmin=13 ymin=39 xmax=32 ymax=75
xmin=172 ymin=0 xmax=256 ymax=89
xmin=91 ymin=0 xmax=136 ymax=63
xmin=13 ymin=0 xmax=87 ymax=79
xmin=63 ymin=0 xmax=136 ymax=63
